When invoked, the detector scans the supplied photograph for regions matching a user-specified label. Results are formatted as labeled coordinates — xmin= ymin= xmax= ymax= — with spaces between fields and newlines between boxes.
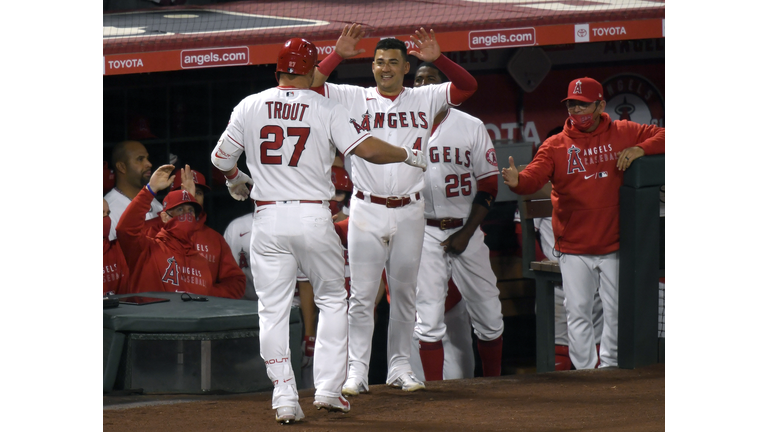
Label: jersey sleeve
xmin=115 ymin=187 xmax=156 ymax=271
xmin=321 ymin=83 xmax=366 ymax=108
xmin=511 ymin=138 xmax=556 ymax=195
xmin=471 ymin=120 xmax=500 ymax=182
xmin=328 ymin=103 xmax=371 ymax=156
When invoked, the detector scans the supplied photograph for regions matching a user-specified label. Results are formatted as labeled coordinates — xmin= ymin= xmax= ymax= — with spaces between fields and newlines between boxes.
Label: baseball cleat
xmin=341 ymin=378 xmax=368 ymax=397
xmin=275 ymin=405 xmax=305 ymax=424
xmin=313 ymin=395 xmax=351 ymax=413
xmin=388 ymin=372 xmax=426 ymax=392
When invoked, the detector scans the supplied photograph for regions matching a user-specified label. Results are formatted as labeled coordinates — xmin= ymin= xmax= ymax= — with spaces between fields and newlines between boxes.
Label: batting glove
xmin=224 ymin=168 xmax=254 ymax=201
xmin=403 ymin=148 xmax=427 ymax=171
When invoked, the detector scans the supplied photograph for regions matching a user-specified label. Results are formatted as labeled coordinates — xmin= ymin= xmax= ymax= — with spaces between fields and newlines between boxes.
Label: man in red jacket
xmin=103 ymin=199 xmax=129 ymax=295
xmin=502 ymin=77 xmax=664 ymax=370
xmin=116 ymin=164 xmax=214 ymax=296
xmin=144 ymin=166 xmax=245 ymax=299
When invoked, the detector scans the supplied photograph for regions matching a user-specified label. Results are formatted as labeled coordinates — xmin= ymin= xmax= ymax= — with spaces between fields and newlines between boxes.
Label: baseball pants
xmin=250 ymin=201 xmax=348 ymax=408
xmin=559 ymin=251 xmax=619 ymax=369
xmin=415 ymin=226 xmax=504 ymax=343
xmin=347 ymin=193 xmax=425 ymax=386
xmin=554 ymin=284 xmax=603 ymax=346
xmin=409 ymin=298 xmax=475 ymax=381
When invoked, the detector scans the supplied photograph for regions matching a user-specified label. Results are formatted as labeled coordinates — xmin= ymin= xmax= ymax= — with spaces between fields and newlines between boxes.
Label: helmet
xmin=276 ymin=38 xmax=317 ymax=76
xmin=331 ymin=166 xmax=353 ymax=192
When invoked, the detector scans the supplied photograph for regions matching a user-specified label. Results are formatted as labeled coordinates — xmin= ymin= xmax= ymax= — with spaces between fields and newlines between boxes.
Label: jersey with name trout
xmin=423 ymin=108 xmax=499 ymax=219
xmin=222 ymin=87 xmax=371 ymax=201
xmin=319 ymin=82 xmax=454 ymax=196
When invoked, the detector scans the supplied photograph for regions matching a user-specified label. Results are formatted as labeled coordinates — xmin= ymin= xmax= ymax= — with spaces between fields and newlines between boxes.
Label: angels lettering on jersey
xmin=349 ymin=110 xmax=429 ymax=134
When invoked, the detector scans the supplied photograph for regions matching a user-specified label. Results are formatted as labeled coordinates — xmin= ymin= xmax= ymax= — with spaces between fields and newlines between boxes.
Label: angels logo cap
xmin=562 ymin=77 xmax=604 ymax=103
xmin=162 ymin=190 xmax=202 ymax=214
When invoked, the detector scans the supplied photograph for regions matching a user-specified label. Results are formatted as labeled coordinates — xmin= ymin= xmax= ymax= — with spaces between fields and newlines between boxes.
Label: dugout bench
xmin=103 ymin=292 xmax=303 ymax=394
xmin=518 ymin=155 xmax=664 ymax=372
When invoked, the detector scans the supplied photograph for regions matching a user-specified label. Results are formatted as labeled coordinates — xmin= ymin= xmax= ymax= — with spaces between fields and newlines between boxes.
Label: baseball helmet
xmin=276 ymin=38 xmax=318 ymax=76
xmin=331 ymin=166 xmax=353 ymax=192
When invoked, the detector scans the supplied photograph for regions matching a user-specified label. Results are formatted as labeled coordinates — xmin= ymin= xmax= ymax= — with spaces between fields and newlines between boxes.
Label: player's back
xmin=231 ymin=87 xmax=351 ymax=201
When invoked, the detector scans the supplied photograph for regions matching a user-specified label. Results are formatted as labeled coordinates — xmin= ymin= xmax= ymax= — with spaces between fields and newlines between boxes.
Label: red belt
xmin=254 ymin=200 xmax=323 ymax=206
xmin=355 ymin=191 xmax=420 ymax=208
xmin=426 ymin=218 xmax=464 ymax=230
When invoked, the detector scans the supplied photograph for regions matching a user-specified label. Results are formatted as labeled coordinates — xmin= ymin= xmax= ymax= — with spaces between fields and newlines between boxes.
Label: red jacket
xmin=510 ymin=113 xmax=664 ymax=255
xmin=103 ymin=238 xmax=130 ymax=295
xmin=116 ymin=187 xmax=214 ymax=296
xmin=143 ymin=213 xmax=245 ymax=299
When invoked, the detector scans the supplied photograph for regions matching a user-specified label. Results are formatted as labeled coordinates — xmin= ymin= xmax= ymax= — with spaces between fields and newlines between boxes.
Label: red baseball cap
xmin=171 ymin=169 xmax=211 ymax=191
xmin=161 ymin=190 xmax=202 ymax=215
xmin=128 ymin=115 xmax=157 ymax=140
xmin=562 ymin=77 xmax=604 ymax=103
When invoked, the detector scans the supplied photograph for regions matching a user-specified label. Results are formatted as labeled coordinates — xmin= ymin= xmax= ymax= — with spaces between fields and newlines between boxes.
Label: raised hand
xmin=149 ymin=164 xmax=176 ymax=193
xmin=408 ymin=28 xmax=441 ymax=62
xmin=179 ymin=164 xmax=196 ymax=197
xmin=501 ymin=156 xmax=519 ymax=188
xmin=335 ymin=23 xmax=366 ymax=59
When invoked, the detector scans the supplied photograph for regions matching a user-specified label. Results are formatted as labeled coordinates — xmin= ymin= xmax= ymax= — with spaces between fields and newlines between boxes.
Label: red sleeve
xmin=334 ymin=219 xmax=349 ymax=248
xmin=632 ymin=123 xmax=665 ymax=155
xmin=317 ymin=51 xmax=343 ymax=76
xmin=511 ymin=139 xmax=555 ymax=196
xmin=476 ymin=176 xmax=498 ymax=198
xmin=209 ymin=234 xmax=246 ymax=299
xmin=115 ymin=187 xmax=155 ymax=270
xmin=432 ymin=54 xmax=477 ymax=104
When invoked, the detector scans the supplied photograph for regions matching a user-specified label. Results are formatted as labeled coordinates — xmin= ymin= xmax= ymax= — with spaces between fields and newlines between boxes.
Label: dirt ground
xmin=104 ymin=363 xmax=664 ymax=431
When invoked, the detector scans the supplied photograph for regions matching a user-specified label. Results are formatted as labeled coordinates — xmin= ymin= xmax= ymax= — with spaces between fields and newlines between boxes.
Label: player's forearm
xmin=312 ymin=51 xmax=343 ymax=88
xmin=461 ymin=203 xmax=491 ymax=235
xmin=351 ymin=137 xmax=408 ymax=164
xmin=115 ymin=187 xmax=154 ymax=261
xmin=433 ymin=55 xmax=477 ymax=103
xmin=636 ymin=126 xmax=665 ymax=156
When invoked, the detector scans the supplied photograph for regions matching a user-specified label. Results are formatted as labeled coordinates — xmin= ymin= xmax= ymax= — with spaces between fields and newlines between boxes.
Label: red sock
xmin=477 ymin=336 xmax=503 ymax=377
xmin=555 ymin=345 xmax=571 ymax=371
xmin=303 ymin=336 xmax=315 ymax=358
xmin=418 ymin=340 xmax=444 ymax=381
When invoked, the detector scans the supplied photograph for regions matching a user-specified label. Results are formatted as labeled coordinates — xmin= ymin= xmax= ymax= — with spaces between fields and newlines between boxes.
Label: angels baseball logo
xmin=182 ymin=190 xmax=191 ymax=201
xmin=602 ymin=74 xmax=664 ymax=127
xmin=485 ymin=148 xmax=498 ymax=166
xmin=573 ymin=80 xmax=582 ymax=94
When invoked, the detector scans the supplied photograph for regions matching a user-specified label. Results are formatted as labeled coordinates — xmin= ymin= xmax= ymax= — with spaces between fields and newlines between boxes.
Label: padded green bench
xmin=103 ymin=292 xmax=302 ymax=394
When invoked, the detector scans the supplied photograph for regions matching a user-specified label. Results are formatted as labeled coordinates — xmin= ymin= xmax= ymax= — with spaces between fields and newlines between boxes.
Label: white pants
xmin=554 ymin=284 xmax=603 ymax=346
xmin=251 ymin=201 xmax=348 ymax=408
xmin=409 ymin=298 xmax=476 ymax=381
xmin=559 ymin=251 xmax=619 ymax=369
xmin=415 ymin=226 xmax=503 ymax=343
xmin=347 ymin=193 xmax=425 ymax=386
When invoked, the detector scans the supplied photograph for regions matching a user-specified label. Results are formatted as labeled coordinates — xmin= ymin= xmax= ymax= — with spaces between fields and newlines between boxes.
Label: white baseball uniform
xmin=212 ymin=85 xmax=370 ymax=411
xmin=223 ymin=213 xmax=257 ymax=300
xmin=104 ymin=188 xmax=163 ymax=241
xmin=319 ymin=81 xmax=456 ymax=387
xmin=415 ymin=108 xmax=503 ymax=356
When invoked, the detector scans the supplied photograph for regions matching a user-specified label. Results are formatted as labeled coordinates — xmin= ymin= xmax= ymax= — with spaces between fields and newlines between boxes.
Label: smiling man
xmin=104 ymin=140 xmax=163 ymax=240
xmin=311 ymin=25 xmax=478 ymax=396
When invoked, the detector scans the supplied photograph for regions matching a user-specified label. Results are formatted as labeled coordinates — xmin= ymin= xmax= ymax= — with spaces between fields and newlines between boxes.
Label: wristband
xmin=224 ymin=168 xmax=239 ymax=180
xmin=317 ymin=51 xmax=343 ymax=77
xmin=146 ymin=184 xmax=156 ymax=196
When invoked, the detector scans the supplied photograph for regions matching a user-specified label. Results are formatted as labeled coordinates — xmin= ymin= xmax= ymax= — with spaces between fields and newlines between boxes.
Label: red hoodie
xmin=143 ymin=213 xmax=245 ymax=299
xmin=510 ymin=113 xmax=664 ymax=255
xmin=103 ymin=238 xmax=130 ymax=295
xmin=116 ymin=187 xmax=214 ymax=296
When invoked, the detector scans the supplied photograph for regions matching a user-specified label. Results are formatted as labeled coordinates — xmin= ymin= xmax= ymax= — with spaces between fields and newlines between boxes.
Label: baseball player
xmin=410 ymin=63 xmax=504 ymax=381
xmin=312 ymin=25 xmax=478 ymax=395
xmin=144 ymin=166 xmax=246 ymax=299
xmin=502 ymin=77 xmax=665 ymax=369
xmin=105 ymin=140 xmax=163 ymax=240
xmin=222 ymin=209 xmax=258 ymax=300
xmin=103 ymin=199 xmax=129 ymax=295
xmin=210 ymin=37 xmax=426 ymax=424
